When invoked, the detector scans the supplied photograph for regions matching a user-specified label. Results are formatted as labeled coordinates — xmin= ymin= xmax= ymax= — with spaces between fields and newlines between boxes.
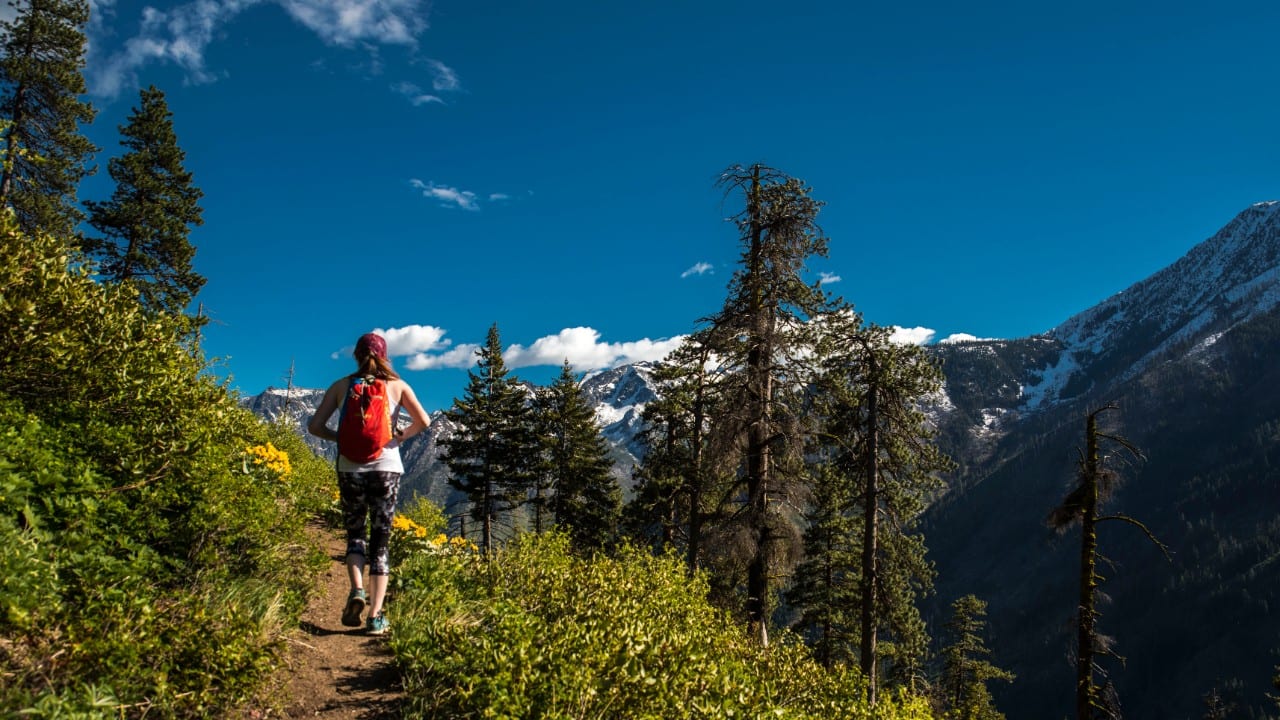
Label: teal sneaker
xmin=367 ymin=611 xmax=390 ymax=636
xmin=341 ymin=588 xmax=367 ymax=627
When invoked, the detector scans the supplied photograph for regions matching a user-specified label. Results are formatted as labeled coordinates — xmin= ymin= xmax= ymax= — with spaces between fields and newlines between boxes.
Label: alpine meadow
xmin=6 ymin=1 xmax=1280 ymax=719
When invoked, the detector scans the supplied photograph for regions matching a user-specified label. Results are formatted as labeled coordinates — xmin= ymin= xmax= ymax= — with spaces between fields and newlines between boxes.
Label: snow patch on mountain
xmin=1020 ymin=347 xmax=1079 ymax=410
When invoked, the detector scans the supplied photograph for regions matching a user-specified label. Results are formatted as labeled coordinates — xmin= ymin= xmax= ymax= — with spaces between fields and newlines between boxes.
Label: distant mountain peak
xmin=1035 ymin=201 xmax=1280 ymax=404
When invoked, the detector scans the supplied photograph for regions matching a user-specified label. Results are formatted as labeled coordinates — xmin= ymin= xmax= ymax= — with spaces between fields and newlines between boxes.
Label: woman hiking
xmin=308 ymin=332 xmax=431 ymax=635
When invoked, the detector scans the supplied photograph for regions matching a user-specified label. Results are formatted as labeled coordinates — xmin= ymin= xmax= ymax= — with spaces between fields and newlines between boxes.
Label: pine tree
xmin=940 ymin=595 xmax=1014 ymax=720
xmin=86 ymin=86 xmax=205 ymax=314
xmin=786 ymin=462 xmax=860 ymax=669
xmin=710 ymin=163 xmax=831 ymax=645
xmin=535 ymin=360 xmax=621 ymax=550
xmin=627 ymin=329 xmax=727 ymax=573
xmin=0 ymin=0 xmax=96 ymax=240
xmin=804 ymin=316 xmax=952 ymax=703
xmin=1047 ymin=404 xmax=1168 ymax=720
xmin=443 ymin=324 xmax=539 ymax=554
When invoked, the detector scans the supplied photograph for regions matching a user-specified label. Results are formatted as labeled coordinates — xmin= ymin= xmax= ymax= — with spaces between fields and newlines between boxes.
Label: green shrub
xmin=0 ymin=214 xmax=330 ymax=717
xmin=389 ymin=533 xmax=936 ymax=719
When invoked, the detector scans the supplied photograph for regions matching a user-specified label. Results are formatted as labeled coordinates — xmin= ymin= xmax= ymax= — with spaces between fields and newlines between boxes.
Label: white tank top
xmin=337 ymin=440 xmax=404 ymax=474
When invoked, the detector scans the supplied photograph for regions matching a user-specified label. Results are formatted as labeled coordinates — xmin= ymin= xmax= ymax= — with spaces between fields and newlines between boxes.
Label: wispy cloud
xmin=278 ymin=0 xmax=428 ymax=46
xmin=410 ymin=179 xmax=479 ymax=211
xmin=818 ymin=271 xmax=842 ymax=285
xmin=380 ymin=326 xmax=687 ymax=371
xmin=392 ymin=81 xmax=444 ymax=106
xmin=488 ymin=193 xmax=510 ymax=202
xmin=681 ymin=262 xmax=713 ymax=278
xmin=890 ymin=326 xmax=936 ymax=345
xmin=423 ymin=58 xmax=459 ymax=91
xmin=87 ymin=0 xmax=435 ymax=98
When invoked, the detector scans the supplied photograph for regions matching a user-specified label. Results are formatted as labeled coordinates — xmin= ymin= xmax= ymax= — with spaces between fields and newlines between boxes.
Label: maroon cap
xmin=355 ymin=332 xmax=388 ymax=359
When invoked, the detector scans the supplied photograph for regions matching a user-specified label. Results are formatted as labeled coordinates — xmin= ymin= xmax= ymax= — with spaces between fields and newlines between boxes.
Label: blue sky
xmin=77 ymin=0 xmax=1280 ymax=411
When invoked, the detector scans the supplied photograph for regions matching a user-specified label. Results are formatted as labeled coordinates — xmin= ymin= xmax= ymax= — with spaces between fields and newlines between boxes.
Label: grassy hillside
xmin=0 ymin=216 xmax=336 ymax=717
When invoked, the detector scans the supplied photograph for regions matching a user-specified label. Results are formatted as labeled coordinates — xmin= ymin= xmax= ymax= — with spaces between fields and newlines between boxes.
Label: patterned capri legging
xmin=337 ymin=471 xmax=402 ymax=576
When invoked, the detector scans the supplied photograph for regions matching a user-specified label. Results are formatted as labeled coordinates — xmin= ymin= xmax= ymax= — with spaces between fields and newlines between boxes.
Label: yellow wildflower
xmin=246 ymin=443 xmax=291 ymax=477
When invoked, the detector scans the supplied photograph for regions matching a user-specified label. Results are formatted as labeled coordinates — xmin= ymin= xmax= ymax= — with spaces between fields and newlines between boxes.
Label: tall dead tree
xmin=1048 ymin=404 xmax=1169 ymax=720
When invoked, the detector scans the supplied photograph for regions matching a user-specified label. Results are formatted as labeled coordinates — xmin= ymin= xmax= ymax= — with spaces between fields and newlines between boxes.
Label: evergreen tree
xmin=535 ymin=360 xmax=621 ymax=550
xmin=803 ymin=316 xmax=952 ymax=703
xmin=710 ymin=163 xmax=831 ymax=645
xmin=786 ymin=462 xmax=860 ymax=669
xmin=940 ymin=595 xmax=1014 ymax=720
xmin=627 ymin=329 xmax=727 ymax=573
xmin=443 ymin=324 xmax=539 ymax=554
xmin=86 ymin=86 xmax=205 ymax=314
xmin=0 ymin=0 xmax=96 ymax=239
xmin=1047 ymin=404 xmax=1168 ymax=720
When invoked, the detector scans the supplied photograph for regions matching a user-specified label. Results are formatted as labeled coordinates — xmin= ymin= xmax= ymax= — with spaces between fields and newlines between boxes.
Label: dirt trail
xmin=253 ymin=531 xmax=405 ymax=719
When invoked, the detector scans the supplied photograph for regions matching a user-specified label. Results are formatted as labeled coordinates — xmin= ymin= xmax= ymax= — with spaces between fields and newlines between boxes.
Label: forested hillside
xmin=923 ymin=206 xmax=1280 ymax=719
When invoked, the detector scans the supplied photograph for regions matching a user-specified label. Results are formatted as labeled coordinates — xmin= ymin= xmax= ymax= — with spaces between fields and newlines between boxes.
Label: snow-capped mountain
xmin=923 ymin=201 xmax=1280 ymax=461
xmin=579 ymin=361 xmax=658 ymax=469
xmin=239 ymin=386 xmax=331 ymax=456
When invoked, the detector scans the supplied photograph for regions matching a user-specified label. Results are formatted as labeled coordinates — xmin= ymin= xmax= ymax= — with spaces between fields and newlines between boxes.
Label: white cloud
xmin=370 ymin=324 xmax=450 ymax=355
xmin=681 ymin=262 xmax=713 ymax=278
xmin=405 ymin=344 xmax=479 ymax=370
xmin=410 ymin=178 xmax=479 ymax=211
xmin=818 ymin=271 xmax=842 ymax=285
xmin=890 ymin=326 xmax=936 ymax=345
xmin=87 ymin=0 xmax=436 ymax=98
xmin=391 ymin=81 xmax=444 ymax=106
xmin=395 ymin=327 xmax=687 ymax=372
xmin=938 ymin=333 xmax=996 ymax=344
xmin=488 ymin=193 xmax=510 ymax=201
xmin=503 ymin=327 xmax=686 ymax=371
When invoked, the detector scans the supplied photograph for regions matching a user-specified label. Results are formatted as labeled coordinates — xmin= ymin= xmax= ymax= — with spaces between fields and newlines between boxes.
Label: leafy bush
xmin=0 ymin=215 xmax=331 ymax=717
xmin=390 ymin=532 xmax=936 ymax=719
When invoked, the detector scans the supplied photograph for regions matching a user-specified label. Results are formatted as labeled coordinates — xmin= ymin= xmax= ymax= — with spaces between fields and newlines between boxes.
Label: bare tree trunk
xmin=283 ymin=358 xmax=296 ymax=420
xmin=860 ymin=353 xmax=880 ymax=705
xmin=687 ymin=354 xmax=706 ymax=575
xmin=483 ymin=456 xmax=494 ymax=556
xmin=744 ymin=165 xmax=772 ymax=646
xmin=1077 ymin=412 xmax=1101 ymax=720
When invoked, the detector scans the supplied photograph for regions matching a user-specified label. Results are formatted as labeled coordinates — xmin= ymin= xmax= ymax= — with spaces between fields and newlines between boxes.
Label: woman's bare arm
xmin=307 ymin=380 xmax=346 ymax=443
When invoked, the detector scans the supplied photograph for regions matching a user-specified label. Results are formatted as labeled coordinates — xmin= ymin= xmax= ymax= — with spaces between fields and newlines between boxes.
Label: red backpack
xmin=337 ymin=376 xmax=394 ymax=463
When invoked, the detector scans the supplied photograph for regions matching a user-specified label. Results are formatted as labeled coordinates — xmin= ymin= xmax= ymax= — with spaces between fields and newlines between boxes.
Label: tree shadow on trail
xmin=332 ymin=641 xmax=403 ymax=720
